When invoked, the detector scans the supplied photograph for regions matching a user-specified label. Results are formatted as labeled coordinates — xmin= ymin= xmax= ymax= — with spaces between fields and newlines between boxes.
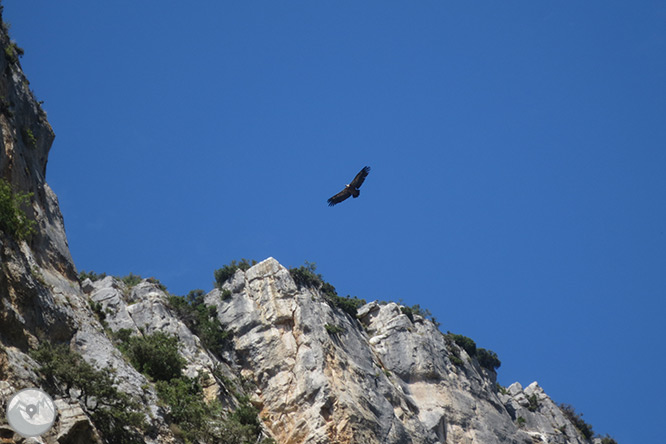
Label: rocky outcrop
xmin=500 ymin=382 xmax=588 ymax=444
xmin=202 ymin=257 xmax=598 ymax=444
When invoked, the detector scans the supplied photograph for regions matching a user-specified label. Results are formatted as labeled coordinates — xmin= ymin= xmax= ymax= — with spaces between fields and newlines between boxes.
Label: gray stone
xmin=53 ymin=399 xmax=99 ymax=444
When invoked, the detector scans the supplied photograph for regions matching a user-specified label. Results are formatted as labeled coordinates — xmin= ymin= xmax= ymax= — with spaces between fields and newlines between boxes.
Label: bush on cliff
xmin=0 ymin=178 xmax=35 ymax=241
xmin=214 ymin=258 xmax=256 ymax=288
xmin=31 ymin=342 xmax=145 ymax=443
xmin=289 ymin=261 xmax=366 ymax=317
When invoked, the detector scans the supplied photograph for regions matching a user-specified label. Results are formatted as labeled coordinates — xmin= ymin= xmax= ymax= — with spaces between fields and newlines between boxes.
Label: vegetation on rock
xmin=559 ymin=403 xmax=595 ymax=440
xmin=0 ymin=178 xmax=35 ymax=241
xmin=31 ymin=342 xmax=145 ymax=443
xmin=214 ymin=258 xmax=256 ymax=288
xmin=117 ymin=331 xmax=185 ymax=382
xmin=78 ymin=270 xmax=108 ymax=282
xmin=115 ymin=326 xmax=267 ymax=443
xmin=289 ymin=261 xmax=366 ymax=317
xmin=477 ymin=347 xmax=502 ymax=371
xmin=168 ymin=289 xmax=232 ymax=357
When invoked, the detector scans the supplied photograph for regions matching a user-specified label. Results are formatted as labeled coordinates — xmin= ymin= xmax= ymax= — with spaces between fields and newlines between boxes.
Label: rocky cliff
xmin=0 ymin=11 xmax=612 ymax=444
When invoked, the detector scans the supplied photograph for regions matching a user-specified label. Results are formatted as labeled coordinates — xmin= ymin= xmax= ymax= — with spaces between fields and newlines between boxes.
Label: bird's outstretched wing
xmin=327 ymin=188 xmax=352 ymax=206
xmin=349 ymin=166 xmax=371 ymax=189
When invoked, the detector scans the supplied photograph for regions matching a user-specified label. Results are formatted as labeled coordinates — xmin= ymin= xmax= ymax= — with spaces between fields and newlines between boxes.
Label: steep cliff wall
xmin=0 ymin=10 xmax=611 ymax=444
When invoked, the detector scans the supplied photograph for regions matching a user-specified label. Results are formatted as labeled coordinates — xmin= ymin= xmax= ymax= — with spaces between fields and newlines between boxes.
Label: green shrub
xmin=325 ymin=324 xmax=345 ymax=335
xmin=21 ymin=127 xmax=36 ymax=147
xmin=477 ymin=348 xmax=501 ymax=371
xmin=527 ymin=393 xmax=539 ymax=412
xmin=214 ymin=259 xmax=256 ymax=288
xmin=447 ymin=333 xmax=477 ymax=357
xmin=559 ymin=403 xmax=594 ymax=440
xmin=289 ymin=262 xmax=366 ymax=317
xmin=289 ymin=261 xmax=321 ymax=288
xmin=599 ymin=435 xmax=618 ymax=444
xmin=89 ymin=300 xmax=107 ymax=327
xmin=496 ymin=383 xmax=508 ymax=395
xmin=156 ymin=376 xmax=210 ymax=440
xmin=444 ymin=335 xmax=464 ymax=367
xmin=118 ymin=331 xmax=185 ymax=382
xmin=0 ymin=178 xmax=35 ymax=241
xmin=120 ymin=272 xmax=143 ymax=288
xmin=217 ymin=421 xmax=260 ymax=444
xmin=31 ymin=342 xmax=145 ymax=443
xmin=449 ymin=354 xmax=464 ymax=367
xmin=400 ymin=304 xmax=431 ymax=322
xmin=168 ymin=290 xmax=232 ymax=357
xmin=146 ymin=276 xmax=167 ymax=291
xmin=4 ymin=42 xmax=23 ymax=64
xmin=113 ymin=328 xmax=134 ymax=344
xmin=331 ymin=295 xmax=366 ymax=317
xmin=79 ymin=270 xmax=107 ymax=282
xmin=229 ymin=395 xmax=261 ymax=436
xmin=156 ymin=375 xmax=266 ymax=443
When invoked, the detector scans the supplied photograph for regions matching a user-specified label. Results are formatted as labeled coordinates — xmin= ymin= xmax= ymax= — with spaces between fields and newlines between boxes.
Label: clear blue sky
xmin=5 ymin=1 xmax=665 ymax=442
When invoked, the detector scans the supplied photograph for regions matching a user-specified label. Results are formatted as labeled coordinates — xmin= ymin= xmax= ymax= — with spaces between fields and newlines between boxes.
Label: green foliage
xmin=117 ymin=331 xmax=185 ymax=382
xmin=4 ymin=42 xmax=23 ymax=64
xmin=156 ymin=376 xmax=210 ymax=440
xmin=0 ymin=178 xmax=35 ymax=241
xmin=217 ymin=418 xmax=260 ymax=444
xmin=214 ymin=259 xmax=256 ymax=288
xmin=400 ymin=304 xmax=432 ymax=322
xmin=449 ymin=354 xmax=464 ymax=367
xmin=146 ymin=276 xmax=167 ymax=291
xmin=447 ymin=333 xmax=477 ymax=357
xmin=599 ymin=435 xmax=618 ymax=444
xmin=559 ymin=403 xmax=595 ymax=440
xmin=444 ymin=335 xmax=465 ymax=367
xmin=120 ymin=272 xmax=143 ymax=288
xmin=89 ymin=299 xmax=107 ymax=327
xmin=168 ymin=290 xmax=232 ymax=357
xmin=444 ymin=333 xmax=501 ymax=372
xmin=289 ymin=262 xmax=366 ymax=317
xmin=289 ymin=261 xmax=321 ymax=288
xmin=113 ymin=323 xmax=267 ymax=443
xmin=496 ymin=383 xmax=508 ymax=395
xmin=31 ymin=342 xmax=145 ymax=443
xmin=332 ymin=295 xmax=366 ymax=317
xmin=21 ymin=127 xmax=36 ymax=147
xmin=156 ymin=374 xmax=267 ymax=443
xmin=229 ymin=395 xmax=261 ymax=434
xmin=325 ymin=323 xmax=345 ymax=335
xmin=477 ymin=348 xmax=502 ymax=371
xmin=79 ymin=270 xmax=107 ymax=282
xmin=516 ymin=416 xmax=526 ymax=428
xmin=114 ymin=328 xmax=133 ymax=344
xmin=527 ymin=393 xmax=539 ymax=412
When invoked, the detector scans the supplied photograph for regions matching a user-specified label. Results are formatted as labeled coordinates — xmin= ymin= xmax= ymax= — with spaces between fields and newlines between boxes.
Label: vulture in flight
xmin=327 ymin=166 xmax=371 ymax=207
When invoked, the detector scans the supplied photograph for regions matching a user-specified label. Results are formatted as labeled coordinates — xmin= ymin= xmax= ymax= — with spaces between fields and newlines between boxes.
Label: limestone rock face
xmin=500 ymin=382 xmax=588 ymax=444
xmin=203 ymin=258 xmax=596 ymax=444
xmin=206 ymin=258 xmax=435 ymax=444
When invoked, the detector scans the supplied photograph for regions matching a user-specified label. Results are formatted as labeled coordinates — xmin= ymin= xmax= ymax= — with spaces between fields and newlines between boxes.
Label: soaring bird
xmin=327 ymin=166 xmax=371 ymax=206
